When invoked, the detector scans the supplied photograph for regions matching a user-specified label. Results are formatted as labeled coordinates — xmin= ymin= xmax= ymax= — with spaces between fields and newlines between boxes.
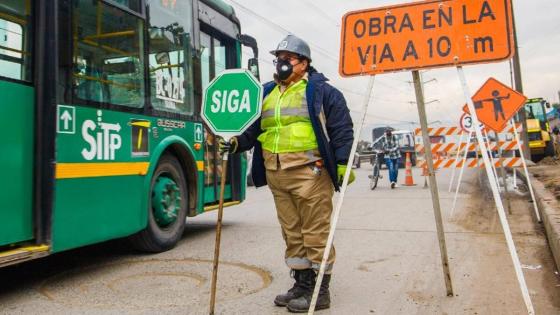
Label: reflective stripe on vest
xmin=258 ymin=80 xmax=318 ymax=153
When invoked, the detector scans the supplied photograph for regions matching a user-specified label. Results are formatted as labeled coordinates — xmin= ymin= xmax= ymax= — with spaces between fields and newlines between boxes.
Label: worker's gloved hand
xmin=218 ymin=137 xmax=238 ymax=154
xmin=337 ymin=164 xmax=355 ymax=186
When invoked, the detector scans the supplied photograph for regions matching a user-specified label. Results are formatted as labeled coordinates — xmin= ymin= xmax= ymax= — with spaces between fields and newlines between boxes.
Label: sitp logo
xmin=81 ymin=110 xmax=122 ymax=161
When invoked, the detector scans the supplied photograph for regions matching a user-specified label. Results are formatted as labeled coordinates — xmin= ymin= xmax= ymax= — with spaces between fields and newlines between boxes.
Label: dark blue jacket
xmin=236 ymin=67 xmax=354 ymax=191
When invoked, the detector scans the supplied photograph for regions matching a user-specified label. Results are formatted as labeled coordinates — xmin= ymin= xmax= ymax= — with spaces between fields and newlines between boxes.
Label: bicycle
xmin=368 ymin=150 xmax=383 ymax=190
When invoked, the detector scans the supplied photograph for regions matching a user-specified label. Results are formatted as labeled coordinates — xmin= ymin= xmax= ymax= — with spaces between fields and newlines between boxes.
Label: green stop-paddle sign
xmin=201 ymin=69 xmax=263 ymax=140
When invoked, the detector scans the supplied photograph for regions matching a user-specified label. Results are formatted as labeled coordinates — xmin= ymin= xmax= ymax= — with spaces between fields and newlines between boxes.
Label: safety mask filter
xmin=275 ymin=59 xmax=294 ymax=81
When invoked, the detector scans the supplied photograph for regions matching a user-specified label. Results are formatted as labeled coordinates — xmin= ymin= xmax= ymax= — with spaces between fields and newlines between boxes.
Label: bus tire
xmin=129 ymin=154 xmax=188 ymax=253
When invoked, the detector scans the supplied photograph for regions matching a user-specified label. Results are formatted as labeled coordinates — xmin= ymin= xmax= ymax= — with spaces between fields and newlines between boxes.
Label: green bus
xmin=0 ymin=0 xmax=260 ymax=267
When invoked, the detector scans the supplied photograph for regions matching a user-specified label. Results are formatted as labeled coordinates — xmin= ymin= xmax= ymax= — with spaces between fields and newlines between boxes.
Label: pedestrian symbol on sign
xmin=195 ymin=124 xmax=203 ymax=143
xmin=474 ymin=90 xmax=510 ymax=122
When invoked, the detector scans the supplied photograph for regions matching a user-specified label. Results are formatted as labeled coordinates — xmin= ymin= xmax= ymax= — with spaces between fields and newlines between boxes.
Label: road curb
xmin=516 ymin=168 xmax=560 ymax=270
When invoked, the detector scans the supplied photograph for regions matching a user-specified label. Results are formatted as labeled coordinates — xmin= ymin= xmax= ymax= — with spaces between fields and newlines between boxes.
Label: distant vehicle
xmin=524 ymin=97 xmax=554 ymax=161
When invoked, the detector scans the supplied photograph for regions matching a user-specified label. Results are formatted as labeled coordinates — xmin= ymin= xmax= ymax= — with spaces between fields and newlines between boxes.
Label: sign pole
xmin=483 ymin=129 xmax=500 ymax=188
xmin=201 ymin=69 xmax=263 ymax=315
xmin=496 ymin=131 xmax=513 ymax=215
xmin=412 ymin=70 xmax=454 ymax=296
xmin=308 ymin=75 xmax=376 ymax=314
xmin=510 ymin=119 xmax=541 ymax=222
xmin=457 ymin=66 xmax=534 ymax=315
xmin=450 ymin=131 xmax=473 ymax=218
xmin=448 ymin=131 xmax=465 ymax=192
xmin=209 ymin=151 xmax=229 ymax=315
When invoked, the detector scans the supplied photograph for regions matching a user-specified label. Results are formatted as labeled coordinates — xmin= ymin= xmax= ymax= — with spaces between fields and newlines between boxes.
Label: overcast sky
xmin=225 ymin=0 xmax=560 ymax=138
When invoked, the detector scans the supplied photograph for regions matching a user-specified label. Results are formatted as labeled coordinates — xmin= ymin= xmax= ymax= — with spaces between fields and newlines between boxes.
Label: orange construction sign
xmin=339 ymin=0 xmax=514 ymax=77
xmin=462 ymin=77 xmax=527 ymax=132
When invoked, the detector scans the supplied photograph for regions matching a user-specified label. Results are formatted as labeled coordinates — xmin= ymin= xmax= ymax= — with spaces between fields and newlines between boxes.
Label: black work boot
xmin=286 ymin=272 xmax=331 ymax=313
xmin=274 ymin=269 xmax=311 ymax=306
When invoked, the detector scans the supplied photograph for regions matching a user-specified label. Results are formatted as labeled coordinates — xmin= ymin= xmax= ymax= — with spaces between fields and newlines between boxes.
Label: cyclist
xmin=381 ymin=128 xmax=401 ymax=188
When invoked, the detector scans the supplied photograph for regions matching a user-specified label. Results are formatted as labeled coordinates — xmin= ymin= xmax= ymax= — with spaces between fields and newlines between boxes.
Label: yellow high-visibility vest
xmin=258 ymin=80 xmax=318 ymax=153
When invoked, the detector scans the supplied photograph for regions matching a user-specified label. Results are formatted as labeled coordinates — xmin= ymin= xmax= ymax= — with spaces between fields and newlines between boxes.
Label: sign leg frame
xmin=412 ymin=70 xmax=454 ymax=297
xmin=448 ymin=131 xmax=465 ymax=192
xmin=450 ymin=131 xmax=473 ymax=218
xmin=510 ymin=119 xmax=541 ymax=222
xmin=457 ymin=66 xmax=534 ymax=315
xmin=483 ymin=129 xmax=500 ymax=187
xmin=495 ymin=131 xmax=513 ymax=215
xmin=308 ymin=76 xmax=376 ymax=314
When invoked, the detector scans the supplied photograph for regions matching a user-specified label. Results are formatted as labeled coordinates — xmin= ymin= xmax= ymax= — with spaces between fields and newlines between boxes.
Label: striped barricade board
xmin=417 ymin=157 xmax=523 ymax=169
xmin=415 ymin=140 xmax=523 ymax=155
xmin=414 ymin=123 xmax=522 ymax=137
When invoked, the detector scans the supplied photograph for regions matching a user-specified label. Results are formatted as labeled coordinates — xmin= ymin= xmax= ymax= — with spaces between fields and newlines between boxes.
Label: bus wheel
xmin=130 ymin=154 xmax=188 ymax=253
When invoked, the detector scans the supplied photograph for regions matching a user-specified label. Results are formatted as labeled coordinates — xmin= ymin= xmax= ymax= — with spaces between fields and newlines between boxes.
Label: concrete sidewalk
xmin=519 ymin=166 xmax=560 ymax=271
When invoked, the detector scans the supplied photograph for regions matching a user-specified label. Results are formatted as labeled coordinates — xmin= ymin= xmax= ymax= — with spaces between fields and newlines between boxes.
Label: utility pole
xmin=511 ymin=1 xmax=531 ymax=159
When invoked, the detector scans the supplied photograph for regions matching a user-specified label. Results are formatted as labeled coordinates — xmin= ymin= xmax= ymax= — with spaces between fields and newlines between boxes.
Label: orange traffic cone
xmin=403 ymin=152 xmax=416 ymax=186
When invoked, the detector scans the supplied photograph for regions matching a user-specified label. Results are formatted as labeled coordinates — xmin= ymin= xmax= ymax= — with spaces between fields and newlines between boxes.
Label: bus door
xmin=199 ymin=30 xmax=239 ymax=204
xmin=0 ymin=1 xmax=34 ymax=246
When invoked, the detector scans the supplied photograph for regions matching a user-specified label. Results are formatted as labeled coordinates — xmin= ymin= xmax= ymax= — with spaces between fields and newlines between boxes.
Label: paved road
xmin=1 ymin=166 xmax=559 ymax=314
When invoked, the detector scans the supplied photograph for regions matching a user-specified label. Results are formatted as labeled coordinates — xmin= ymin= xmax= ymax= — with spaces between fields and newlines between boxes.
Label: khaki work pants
xmin=266 ymin=164 xmax=335 ymax=273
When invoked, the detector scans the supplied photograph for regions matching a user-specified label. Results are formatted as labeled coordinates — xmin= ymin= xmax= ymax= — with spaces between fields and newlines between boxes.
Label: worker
xmin=220 ymin=34 xmax=355 ymax=312
xmin=381 ymin=128 xmax=401 ymax=188
xmin=552 ymin=126 xmax=560 ymax=159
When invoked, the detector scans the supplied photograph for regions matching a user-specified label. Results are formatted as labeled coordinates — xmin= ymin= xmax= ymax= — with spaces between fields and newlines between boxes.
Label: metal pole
xmin=448 ymin=131 xmax=465 ymax=192
xmin=495 ymin=131 xmax=512 ymax=215
xmin=511 ymin=119 xmax=541 ymax=222
xmin=308 ymin=76 xmax=376 ymax=314
xmin=483 ymin=129 xmax=500 ymax=188
xmin=457 ymin=66 xmax=534 ymax=315
xmin=412 ymin=70 xmax=453 ymax=296
xmin=511 ymin=1 xmax=531 ymax=160
xmin=209 ymin=152 xmax=229 ymax=315
xmin=450 ymin=131 xmax=472 ymax=218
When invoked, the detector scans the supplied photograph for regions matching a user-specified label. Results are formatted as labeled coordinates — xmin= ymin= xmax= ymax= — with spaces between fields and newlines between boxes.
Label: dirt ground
xmin=452 ymin=170 xmax=560 ymax=314
xmin=531 ymin=163 xmax=560 ymax=200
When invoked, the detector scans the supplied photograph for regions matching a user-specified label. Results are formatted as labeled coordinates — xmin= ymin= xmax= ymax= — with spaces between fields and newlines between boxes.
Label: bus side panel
xmin=52 ymin=176 xmax=144 ymax=252
xmin=52 ymin=106 xmax=149 ymax=252
xmin=0 ymin=80 xmax=35 ymax=246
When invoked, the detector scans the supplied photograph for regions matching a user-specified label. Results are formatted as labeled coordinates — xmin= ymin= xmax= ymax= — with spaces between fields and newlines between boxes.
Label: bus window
xmin=214 ymin=38 xmax=226 ymax=76
xmin=147 ymin=0 xmax=194 ymax=115
xmin=199 ymin=31 xmax=235 ymax=91
xmin=0 ymin=1 xmax=31 ymax=82
xmin=200 ymin=32 xmax=212 ymax=92
xmin=71 ymin=0 xmax=145 ymax=108
xmin=108 ymin=0 xmax=143 ymax=13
